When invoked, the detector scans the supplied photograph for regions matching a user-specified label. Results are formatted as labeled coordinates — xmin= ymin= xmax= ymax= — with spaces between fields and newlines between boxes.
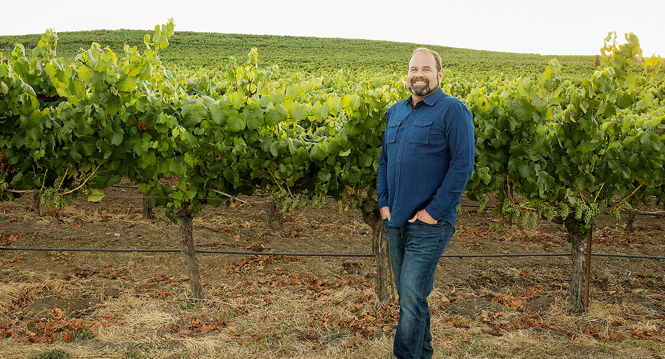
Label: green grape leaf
xmin=116 ymin=77 xmax=136 ymax=92
xmin=87 ymin=188 xmax=105 ymax=202
xmin=110 ymin=129 xmax=124 ymax=146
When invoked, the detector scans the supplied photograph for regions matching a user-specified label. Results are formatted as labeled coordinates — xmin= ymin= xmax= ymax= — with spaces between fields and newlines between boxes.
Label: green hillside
xmin=0 ymin=30 xmax=596 ymax=79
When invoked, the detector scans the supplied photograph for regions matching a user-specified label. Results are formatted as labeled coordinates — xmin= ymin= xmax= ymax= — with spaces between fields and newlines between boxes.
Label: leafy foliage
xmin=1 ymin=24 xmax=663 ymax=234
xmin=0 ymin=30 xmax=607 ymax=80
xmin=466 ymin=32 xmax=664 ymax=238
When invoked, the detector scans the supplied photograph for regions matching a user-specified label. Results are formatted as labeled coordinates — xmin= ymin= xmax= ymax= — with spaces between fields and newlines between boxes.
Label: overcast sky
xmin=1 ymin=0 xmax=663 ymax=56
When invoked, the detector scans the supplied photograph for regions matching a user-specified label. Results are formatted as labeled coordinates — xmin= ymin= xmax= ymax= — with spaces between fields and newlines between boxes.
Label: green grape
xmin=530 ymin=211 xmax=538 ymax=228
xmin=583 ymin=207 xmax=592 ymax=224
xmin=609 ymin=206 xmax=621 ymax=220
xmin=559 ymin=203 xmax=569 ymax=220
xmin=478 ymin=196 xmax=488 ymax=213
xmin=501 ymin=197 xmax=512 ymax=216
xmin=545 ymin=207 xmax=556 ymax=221
xmin=574 ymin=204 xmax=583 ymax=220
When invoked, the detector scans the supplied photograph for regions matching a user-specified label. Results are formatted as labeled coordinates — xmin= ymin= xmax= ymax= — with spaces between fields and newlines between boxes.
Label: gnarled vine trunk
xmin=32 ymin=191 xmax=42 ymax=215
xmin=177 ymin=206 xmax=203 ymax=299
xmin=142 ymin=195 xmax=153 ymax=220
xmin=564 ymin=218 xmax=592 ymax=314
xmin=361 ymin=198 xmax=395 ymax=303
xmin=625 ymin=210 xmax=636 ymax=234
xmin=265 ymin=200 xmax=281 ymax=224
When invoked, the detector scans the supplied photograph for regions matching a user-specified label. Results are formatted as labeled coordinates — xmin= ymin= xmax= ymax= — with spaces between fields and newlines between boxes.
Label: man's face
xmin=407 ymin=52 xmax=443 ymax=98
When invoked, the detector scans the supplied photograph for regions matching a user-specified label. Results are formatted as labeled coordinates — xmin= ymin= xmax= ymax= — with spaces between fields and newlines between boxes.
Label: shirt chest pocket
xmin=408 ymin=120 xmax=433 ymax=144
xmin=385 ymin=120 xmax=400 ymax=144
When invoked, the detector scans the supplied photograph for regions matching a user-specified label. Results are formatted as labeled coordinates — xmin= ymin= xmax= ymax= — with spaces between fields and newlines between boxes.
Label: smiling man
xmin=377 ymin=47 xmax=475 ymax=359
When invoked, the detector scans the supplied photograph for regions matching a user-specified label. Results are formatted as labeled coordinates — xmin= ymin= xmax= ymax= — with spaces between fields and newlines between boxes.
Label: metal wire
xmin=0 ymin=246 xmax=374 ymax=258
xmin=1 ymin=246 xmax=662 ymax=260
xmin=102 ymin=187 xmax=665 ymax=216
xmin=4 ymin=187 xmax=662 ymax=260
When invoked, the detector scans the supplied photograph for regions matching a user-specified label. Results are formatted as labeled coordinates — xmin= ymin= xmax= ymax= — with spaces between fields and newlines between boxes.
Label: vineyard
xmin=0 ymin=29 xmax=598 ymax=77
xmin=1 ymin=20 xmax=664 ymax=358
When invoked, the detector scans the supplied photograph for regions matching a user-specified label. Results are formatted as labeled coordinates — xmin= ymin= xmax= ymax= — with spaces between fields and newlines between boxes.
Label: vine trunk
xmin=565 ymin=218 xmax=588 ymax=314
xmin=361 ymin=198 xmax=395 ymax=303
xmin=178 ymin=207 xmax=204 ymax=299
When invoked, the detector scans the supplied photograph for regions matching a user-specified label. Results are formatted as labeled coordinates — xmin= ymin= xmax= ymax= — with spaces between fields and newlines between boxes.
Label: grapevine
xmin=0 ymin=24 xmax=662 ymax=311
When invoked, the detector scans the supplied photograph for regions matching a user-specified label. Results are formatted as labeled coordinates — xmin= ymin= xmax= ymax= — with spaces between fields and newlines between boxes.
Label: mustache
xmin=411 ymin=77 xmax=428 ymax=83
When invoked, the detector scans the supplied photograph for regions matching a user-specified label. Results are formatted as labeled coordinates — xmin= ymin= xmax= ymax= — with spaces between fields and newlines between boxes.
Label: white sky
xmin=1 ymin=0 xmax=663 ymax=56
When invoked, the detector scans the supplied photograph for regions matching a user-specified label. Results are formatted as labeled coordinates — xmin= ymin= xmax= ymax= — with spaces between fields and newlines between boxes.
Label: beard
xmin=407 ymin=76 xmax=438 ymax=97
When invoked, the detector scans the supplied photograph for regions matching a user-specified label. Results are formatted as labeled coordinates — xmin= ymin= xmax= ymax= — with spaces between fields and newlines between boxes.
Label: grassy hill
xmin=0 ymin=29 xmax=596 ymax=79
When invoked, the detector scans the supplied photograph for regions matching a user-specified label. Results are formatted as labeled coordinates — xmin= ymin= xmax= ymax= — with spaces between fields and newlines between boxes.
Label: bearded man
xmin=377 ymin=47 xmax=475 ymax=359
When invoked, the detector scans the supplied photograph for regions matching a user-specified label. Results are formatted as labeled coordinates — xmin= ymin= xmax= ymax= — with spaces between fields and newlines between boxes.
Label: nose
xmin=410 ymin=67 xmax=428 ymax=79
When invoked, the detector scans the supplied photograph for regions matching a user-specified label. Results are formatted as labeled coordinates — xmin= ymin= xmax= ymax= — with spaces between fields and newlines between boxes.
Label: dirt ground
xmin=0 ymin=184 xmax=664 ymax=359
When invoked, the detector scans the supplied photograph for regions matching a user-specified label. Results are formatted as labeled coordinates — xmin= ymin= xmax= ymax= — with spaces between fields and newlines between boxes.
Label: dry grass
xmin=1 ymin=190 xmax=664 ymax=358
xmin=1 ymin=266 xmax=663 ymax=358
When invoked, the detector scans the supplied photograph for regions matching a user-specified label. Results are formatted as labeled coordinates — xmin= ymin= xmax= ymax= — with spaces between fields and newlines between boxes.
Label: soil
xmin=0 ymin=184 xmax=664 ymax=358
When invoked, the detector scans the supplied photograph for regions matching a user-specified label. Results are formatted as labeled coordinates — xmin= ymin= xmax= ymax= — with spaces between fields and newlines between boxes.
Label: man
xmin=377 ymin=47 xmax=475 ymax=359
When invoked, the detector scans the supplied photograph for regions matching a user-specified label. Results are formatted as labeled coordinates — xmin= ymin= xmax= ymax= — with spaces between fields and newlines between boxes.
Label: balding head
xmin=409 ymin=48 xmax=442 ymax=72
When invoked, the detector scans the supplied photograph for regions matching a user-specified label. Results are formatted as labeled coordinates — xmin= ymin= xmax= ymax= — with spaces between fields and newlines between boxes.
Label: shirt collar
xmin=405 ymin=87 xmax=444 ymax=108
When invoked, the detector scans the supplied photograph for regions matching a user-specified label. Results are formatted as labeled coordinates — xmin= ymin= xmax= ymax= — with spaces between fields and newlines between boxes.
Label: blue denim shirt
xmin=377 ymin=88 xmax=475 ymax=229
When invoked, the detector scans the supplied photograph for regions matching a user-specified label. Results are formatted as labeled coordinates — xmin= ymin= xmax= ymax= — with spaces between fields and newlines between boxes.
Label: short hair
xmin=408 ymin=47 xmax=442 ymax=72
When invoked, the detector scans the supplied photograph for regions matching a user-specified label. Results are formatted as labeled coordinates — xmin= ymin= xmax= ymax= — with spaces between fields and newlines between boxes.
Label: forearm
xmin=425 ymin=107 xmax=475 ymax=220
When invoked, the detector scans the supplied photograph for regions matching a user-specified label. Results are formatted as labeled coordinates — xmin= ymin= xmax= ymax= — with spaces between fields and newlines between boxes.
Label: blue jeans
xmin=384 ymin=219 xmax=453 ymax=359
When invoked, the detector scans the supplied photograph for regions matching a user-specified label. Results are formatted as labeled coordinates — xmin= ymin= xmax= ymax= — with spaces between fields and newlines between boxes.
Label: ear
xmin=438 ymin=69 xmax=444 ymax=82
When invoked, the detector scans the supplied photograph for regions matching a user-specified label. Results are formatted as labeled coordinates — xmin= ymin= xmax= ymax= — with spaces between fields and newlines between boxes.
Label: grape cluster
xmin=609 ymin=206 xmax=621 ymax=220
xmin=39 ymin=187 xmax=75 ymax=209
xmin=478 ymin=195 xmax=489 ymax=213
xmin=559 ymin=203 xmax=570 ymax=220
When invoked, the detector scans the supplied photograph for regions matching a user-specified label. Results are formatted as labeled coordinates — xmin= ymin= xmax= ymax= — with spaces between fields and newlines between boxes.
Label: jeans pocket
xmin=414 ymin=218 xmax=438 ymax=226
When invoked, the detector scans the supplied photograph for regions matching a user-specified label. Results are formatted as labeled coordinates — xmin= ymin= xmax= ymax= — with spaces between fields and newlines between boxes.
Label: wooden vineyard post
xmin=177 ymin=205 xmax=204 ymax=299
xmin=361 ymin=198 xmax=395 ymax=303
